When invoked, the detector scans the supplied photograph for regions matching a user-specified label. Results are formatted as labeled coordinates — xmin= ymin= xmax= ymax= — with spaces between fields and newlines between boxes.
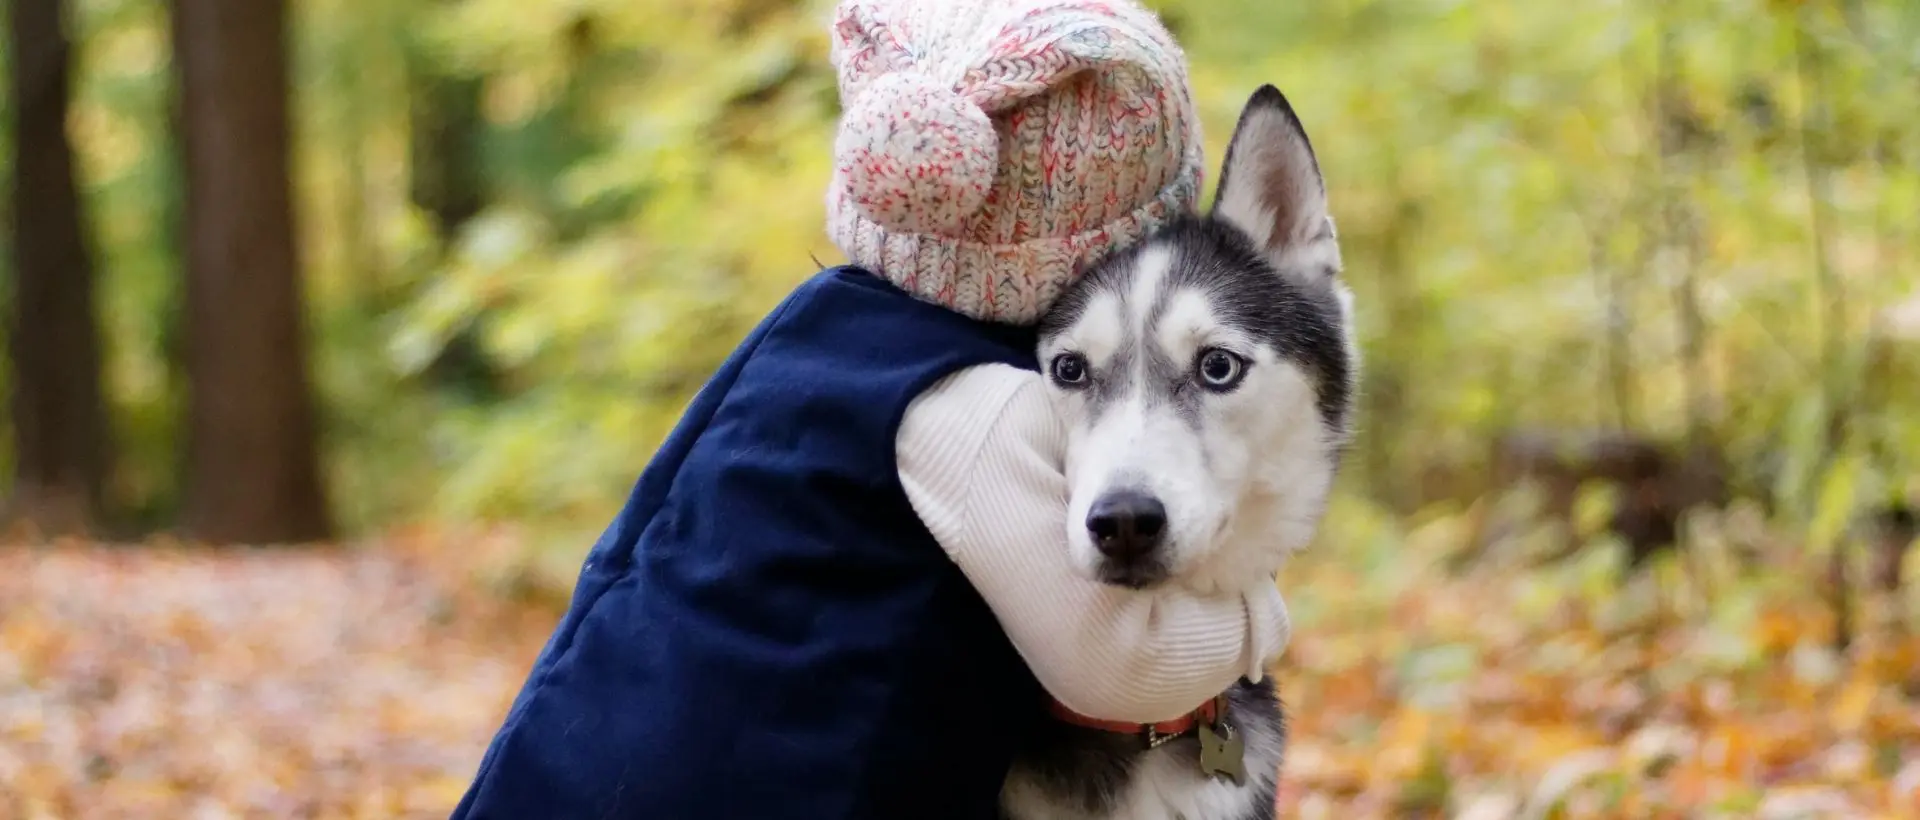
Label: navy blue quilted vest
xmin=451 ymin=267 xmax=1046 ymax=819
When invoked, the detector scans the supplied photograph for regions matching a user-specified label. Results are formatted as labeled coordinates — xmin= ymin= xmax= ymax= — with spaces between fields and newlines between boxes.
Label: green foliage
xmin=8 ymin=0 xmax=1919 ymax=541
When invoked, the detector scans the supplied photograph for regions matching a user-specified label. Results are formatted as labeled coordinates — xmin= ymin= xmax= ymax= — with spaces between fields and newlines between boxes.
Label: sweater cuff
xmin=1244 ymin=580 xmax=1290 ymax=682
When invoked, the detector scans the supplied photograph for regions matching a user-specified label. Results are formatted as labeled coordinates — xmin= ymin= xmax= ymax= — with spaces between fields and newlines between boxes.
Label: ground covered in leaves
xmin=1279 ymin=569 xmax=1920 ymax=818
xmin=0 ymin=534 xmax=555 ymax=819
xmin=1 ymin=526 xmax=1916 ymax=819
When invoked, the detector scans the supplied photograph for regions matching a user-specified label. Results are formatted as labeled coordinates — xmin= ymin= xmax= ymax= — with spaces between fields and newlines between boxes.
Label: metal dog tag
xmin=1197 ymin=720 xmax=1246 ymax=785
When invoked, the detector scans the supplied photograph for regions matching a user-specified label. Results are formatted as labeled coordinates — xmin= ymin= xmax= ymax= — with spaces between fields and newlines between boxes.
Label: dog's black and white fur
xmin=1002 ymin=86 xmax=1357 ymax=820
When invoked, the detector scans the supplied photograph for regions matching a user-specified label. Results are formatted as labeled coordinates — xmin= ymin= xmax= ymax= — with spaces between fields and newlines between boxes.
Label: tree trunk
xmin=6 ymin=0 xmax=112 ymax=535
xmin=172 ymin=0 xmax=331 ymax=543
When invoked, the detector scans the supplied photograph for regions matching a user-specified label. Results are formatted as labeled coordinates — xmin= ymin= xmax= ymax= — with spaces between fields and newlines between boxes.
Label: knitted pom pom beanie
xmin=827 ymin=0 xmax=1202 ymax=324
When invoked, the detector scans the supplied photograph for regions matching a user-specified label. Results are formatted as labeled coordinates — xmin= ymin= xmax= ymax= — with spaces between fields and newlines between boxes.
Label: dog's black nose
xmin=1086 ymin=491 xmax=1168 ymax=560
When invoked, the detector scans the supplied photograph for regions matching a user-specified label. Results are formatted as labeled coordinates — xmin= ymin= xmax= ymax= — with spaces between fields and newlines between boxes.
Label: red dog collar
xmin=1048 ymin=694 xmax=1228 ymax=748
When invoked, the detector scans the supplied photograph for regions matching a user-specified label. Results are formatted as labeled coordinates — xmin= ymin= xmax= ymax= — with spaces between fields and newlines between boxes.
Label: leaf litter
xmin=0 ymin=529 xmax=1914 ymax=819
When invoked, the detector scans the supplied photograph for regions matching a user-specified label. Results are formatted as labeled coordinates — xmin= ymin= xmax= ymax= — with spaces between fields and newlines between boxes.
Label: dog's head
xmin=1036 ymin=86 xmax=1358 ymax=594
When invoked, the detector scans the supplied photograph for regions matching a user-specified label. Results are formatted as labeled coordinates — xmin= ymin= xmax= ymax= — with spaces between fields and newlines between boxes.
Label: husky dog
xmin=1003 ymin=85 xmax=1358 ymax=820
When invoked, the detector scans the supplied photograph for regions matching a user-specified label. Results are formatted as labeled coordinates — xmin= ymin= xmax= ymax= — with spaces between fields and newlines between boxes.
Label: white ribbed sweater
xmin=896 ymin=363 xmax=1291 ymax=724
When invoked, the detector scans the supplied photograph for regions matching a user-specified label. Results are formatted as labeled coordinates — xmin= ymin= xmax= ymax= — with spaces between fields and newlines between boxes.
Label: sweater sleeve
xmin=896 ymin=363 xmax=1291 ymax=724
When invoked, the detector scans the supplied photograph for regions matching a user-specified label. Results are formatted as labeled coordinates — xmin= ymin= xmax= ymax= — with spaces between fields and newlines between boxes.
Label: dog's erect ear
xmin=1212 ymin=85 xmax=1339 ymax=285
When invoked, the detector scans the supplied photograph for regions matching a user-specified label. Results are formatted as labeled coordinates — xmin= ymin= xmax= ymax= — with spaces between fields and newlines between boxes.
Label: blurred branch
xmin=1793 ymin=7 xmax=1848 ymax=468
xmin=1570 ymin=205 xmax=1638 ymax=431
xmin=406 ymin=6 xmax=488 ymax=238
xmin=1649 ymin=4 xmax=1712 ymax=447
xmin=406 ymin=0 xmax=501 ymax=400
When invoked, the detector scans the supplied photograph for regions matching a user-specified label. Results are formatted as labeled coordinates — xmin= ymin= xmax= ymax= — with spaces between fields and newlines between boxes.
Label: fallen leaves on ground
xmin=1274 ymin=521 xmax=1920 ymax=820
xmin=0 ymin=533 xmax=553 ymax=820
xmin=1 ymin=526 xmax=1916 ymax=819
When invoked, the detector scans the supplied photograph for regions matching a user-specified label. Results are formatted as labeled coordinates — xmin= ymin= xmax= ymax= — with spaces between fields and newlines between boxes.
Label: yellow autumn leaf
xmin=1829 ymin=678 xmax=1878 ymax=735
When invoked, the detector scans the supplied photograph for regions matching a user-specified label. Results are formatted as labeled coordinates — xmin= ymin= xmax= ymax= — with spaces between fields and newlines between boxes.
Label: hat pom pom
xmin=835 ymin=72 xmax=997 ymax=236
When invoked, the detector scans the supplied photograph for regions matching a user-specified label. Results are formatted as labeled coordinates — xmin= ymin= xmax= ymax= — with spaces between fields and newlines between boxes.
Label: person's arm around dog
xmin=899 ymin=366 xmax=1291 ymax=724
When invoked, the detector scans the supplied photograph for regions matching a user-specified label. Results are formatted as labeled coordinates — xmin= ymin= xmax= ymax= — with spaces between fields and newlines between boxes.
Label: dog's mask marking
xmin=1072 ymin=246 xmax=1188 ymax=427
xmin=1042 ymin=239 xmax=1338 ymax=592
xmin=1036 ymin=84 xmax=1357 ymax=596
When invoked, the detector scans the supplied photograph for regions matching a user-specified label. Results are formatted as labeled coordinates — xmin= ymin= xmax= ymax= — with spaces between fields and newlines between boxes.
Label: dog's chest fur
xmin=999 ymin=680 xmax=1283 ymax=820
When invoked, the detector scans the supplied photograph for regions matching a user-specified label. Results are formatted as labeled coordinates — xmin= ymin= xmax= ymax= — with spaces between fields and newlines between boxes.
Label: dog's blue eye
xmin=1197 ymin=349 xmax=1246 ymax=390
xmin=1050 ymin=353 xmax=1089 ymax=387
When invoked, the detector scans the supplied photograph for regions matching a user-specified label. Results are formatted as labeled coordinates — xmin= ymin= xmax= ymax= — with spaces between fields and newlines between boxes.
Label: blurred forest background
xmin=4 ymin=0 xmax=1920 ymax=816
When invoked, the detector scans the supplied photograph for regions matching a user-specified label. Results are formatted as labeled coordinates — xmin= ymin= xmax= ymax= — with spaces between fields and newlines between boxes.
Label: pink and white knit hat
xmin=827 ymin=0 xmax=1202 ymax=323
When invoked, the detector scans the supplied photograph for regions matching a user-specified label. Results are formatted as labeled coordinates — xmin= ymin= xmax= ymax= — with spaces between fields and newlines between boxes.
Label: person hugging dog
xmin=450 ymin=1 xmax=1291 ymax=818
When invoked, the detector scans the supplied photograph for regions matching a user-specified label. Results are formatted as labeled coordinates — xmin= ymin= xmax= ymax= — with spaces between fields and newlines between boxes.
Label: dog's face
xmin=1037 ymin=86 xmax=1358 ymax=594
